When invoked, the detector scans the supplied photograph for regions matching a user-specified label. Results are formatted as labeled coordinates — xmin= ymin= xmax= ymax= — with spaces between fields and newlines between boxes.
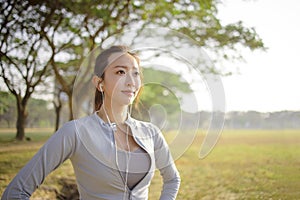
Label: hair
xmin=94 ymin=45 xmax=143 ymax=111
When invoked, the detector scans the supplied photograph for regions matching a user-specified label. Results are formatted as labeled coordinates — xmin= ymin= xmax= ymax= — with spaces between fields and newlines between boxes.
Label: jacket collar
xmin=124 ymin=114 xmax=137 ymax=128
xmin=93 ymin=112 xmax=137 ymax=130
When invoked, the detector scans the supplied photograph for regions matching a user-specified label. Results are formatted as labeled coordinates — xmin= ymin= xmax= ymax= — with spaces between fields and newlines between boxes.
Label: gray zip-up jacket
xmin=2 ymin=113 xmax=180 ymax=200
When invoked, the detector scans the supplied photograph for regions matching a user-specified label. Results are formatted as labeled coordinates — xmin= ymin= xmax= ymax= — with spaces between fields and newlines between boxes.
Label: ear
xmin=92 ymin=75 xmax=103 ymax=91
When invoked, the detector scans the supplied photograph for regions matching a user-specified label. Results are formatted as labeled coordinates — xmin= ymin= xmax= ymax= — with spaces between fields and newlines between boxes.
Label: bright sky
xmin=217 ymin=0 xmax=300 ymax=112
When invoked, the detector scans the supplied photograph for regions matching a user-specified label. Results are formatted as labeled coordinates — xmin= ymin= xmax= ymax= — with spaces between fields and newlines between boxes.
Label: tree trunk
xmin=68 ymin=94 xmax=73 ymax=121
xmin=6 ymin=119 xmax=10 ymax=128
xmin=54 ymin=103 xmax=62 ymax=131
xmin=16 ymin=105 xmax=27 ymax=141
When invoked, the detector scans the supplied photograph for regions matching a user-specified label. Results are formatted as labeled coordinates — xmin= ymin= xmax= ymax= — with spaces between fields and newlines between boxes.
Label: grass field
xmin=0 ymin=128 xmax=299 ymax=199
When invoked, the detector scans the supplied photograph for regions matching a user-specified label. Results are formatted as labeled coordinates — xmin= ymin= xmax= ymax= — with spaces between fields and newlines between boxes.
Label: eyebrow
xmin=114 ymin=65 xmax=138 ymax=70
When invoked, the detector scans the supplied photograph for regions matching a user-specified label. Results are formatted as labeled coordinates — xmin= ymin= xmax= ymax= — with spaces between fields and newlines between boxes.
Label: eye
xmin=133 ymin=71 xmax=140 ymax=77
xmin=116 ymin=70 xmax=126 ymax=75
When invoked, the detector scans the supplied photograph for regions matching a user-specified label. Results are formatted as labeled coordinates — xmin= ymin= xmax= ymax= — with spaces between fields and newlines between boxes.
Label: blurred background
xmin=1 ymin=0 xmax=299 ymax=199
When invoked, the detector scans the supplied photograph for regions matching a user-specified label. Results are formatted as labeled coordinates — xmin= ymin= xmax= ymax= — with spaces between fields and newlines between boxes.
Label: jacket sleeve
xmin=1 ymin=121 xmax=77 ymax=200
xmin=153 ymin=125 xmax=181 ymax=200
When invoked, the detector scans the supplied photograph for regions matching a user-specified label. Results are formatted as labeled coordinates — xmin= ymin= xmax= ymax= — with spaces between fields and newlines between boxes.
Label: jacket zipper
xmin=111 ymin=128 xmax=132 ymax=199
xmin=130 ymin=125 xmax=152 ymax=189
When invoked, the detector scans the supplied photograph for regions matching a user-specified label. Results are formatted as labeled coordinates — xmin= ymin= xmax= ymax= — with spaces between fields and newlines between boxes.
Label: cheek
xmin=103 ymin=78 xmax=119 ymax=93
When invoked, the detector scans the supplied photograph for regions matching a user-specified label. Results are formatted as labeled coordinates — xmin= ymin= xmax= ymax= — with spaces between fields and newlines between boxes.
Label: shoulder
xmin=55 ymin=114 xmax=98 ymax=136
xmin=73 ymin=114 xmax=99 ymax=130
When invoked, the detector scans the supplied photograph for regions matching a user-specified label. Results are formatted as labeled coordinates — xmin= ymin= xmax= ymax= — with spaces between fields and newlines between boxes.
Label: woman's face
xmin=102 ymin=53 xmax=141 ymax=107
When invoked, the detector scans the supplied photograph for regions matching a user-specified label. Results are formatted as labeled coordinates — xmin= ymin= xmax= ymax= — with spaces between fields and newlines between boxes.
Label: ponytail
xmin=94 ymin=89 xmax=103 ymax=111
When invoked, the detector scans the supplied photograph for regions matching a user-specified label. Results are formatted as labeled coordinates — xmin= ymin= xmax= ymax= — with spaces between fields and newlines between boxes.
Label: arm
xmin=1 ymin=121 xmax=77 ymax=200
xmin=153 ymin=126 xmax=181 ymax=200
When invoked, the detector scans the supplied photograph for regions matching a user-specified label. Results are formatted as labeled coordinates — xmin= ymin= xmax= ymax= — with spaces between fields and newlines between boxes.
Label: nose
xmin=125 ymin=73 xmax=135 ymax=87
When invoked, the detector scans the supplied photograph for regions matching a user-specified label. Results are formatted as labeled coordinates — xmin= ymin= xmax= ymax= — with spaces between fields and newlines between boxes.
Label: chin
xmin=118 ymin=98 xmax=134 ymax=106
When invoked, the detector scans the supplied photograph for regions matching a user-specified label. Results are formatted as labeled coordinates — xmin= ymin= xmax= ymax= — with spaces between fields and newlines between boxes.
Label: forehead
xmin=107 ymin=52 xmax=139 ymax=69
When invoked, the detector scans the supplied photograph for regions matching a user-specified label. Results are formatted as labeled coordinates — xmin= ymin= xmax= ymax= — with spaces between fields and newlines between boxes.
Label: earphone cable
xmin=102 ymin=102 xmax=132 ymax=200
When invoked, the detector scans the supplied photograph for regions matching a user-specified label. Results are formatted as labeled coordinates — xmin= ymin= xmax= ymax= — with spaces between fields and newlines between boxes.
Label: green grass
xmin=1 ymin=129 xmax=300 ymax=199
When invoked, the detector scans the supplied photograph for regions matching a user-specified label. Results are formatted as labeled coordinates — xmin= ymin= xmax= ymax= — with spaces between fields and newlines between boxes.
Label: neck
xmin=98 ymin=102 xmax=128 ymax=125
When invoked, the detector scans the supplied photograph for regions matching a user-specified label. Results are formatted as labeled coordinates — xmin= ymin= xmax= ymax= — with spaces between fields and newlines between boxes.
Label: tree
xmin=42 ymin=0 xmax=145 ymax=121
xmin=0 ymin=0 xmax=63 ymax=140
xmin=50 ymin=0 xmax=265 ymax=122
xmin=1 ymin=0 xmax=266 ymax=139
xmin=52 ymin=80 xmax=64 ymax=131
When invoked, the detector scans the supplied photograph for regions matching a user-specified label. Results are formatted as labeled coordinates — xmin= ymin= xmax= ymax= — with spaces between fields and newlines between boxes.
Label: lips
xmin=122 ymin=90 xmax=135 ymax=97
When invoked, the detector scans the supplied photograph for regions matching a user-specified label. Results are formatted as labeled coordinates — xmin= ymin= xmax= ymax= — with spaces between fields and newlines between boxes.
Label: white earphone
xmin=99 ymin=83 xmax=103 ymax=92
xmin=99 ymin=81 xmax=133 ymax=199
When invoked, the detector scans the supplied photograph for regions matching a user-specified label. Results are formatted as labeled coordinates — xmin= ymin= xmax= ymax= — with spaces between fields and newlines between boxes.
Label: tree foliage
xmin=0 ymin=0 xmax=266 ymax=138
xmin=0 ymin=0 xmax=60 ymax=139
xmin=132 ymin=67 xmax=191 ymax=126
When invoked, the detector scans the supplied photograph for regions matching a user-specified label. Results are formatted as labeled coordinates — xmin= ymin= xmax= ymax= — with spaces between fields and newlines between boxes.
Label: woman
xmin=2 ymin=45 xmax=181 ymax=200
